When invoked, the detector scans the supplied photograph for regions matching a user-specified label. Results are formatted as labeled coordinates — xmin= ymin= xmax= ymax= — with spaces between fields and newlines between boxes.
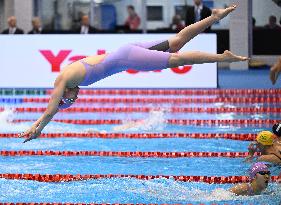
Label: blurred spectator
xmin=1 ymin=16 xmax=24 ymax=34
xmin=28 ymin=17 xmax=44 ymax=34
xmin=264 ymin=15 xmax=281 ymax=29
xmin=76 ymin=15 xmax=97 ymax=34
xmin=185 ymin=0 xmax=212 ymax=32
xmin=252 ymin=17 xmax=256 ymax=28
xmin=124 ymin=5 xmax=141 ymax=30
xmin=170 ymin=14 xmax=185 ymax=32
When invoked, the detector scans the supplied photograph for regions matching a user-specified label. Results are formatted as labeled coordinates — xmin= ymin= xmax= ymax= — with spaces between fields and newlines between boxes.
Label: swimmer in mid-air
xmin=19 ymin=5 xmax=248 ymax=142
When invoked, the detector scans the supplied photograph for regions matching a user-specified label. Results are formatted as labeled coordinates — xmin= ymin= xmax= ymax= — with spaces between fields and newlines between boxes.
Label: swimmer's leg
xmin=168 ymin=5 xmax=237 ymax=52
xmin=118 ymin=45 xmax=248 ymax=73
xmin=168 ymin=50 xmax=249 ymax=67
xmin=114 ymin=45 xmax=248 ymax=75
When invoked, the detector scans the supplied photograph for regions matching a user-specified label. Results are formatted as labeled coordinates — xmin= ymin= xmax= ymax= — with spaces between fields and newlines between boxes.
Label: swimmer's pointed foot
xmin=270 ymin=57 xmax=281 ymax=85
xmin=222 ymin=50 xmax=250 ymax=63
xmin=212 ymin=4 xmax=237 ymax=21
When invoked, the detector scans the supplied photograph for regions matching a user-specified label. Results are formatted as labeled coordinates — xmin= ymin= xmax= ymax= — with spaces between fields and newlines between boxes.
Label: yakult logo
xmin=40 ymin=50 xmax=192 ymax=74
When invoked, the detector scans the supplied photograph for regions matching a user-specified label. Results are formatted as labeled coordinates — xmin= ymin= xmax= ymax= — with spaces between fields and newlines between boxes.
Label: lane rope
xmin=1 ymin=88 xmax=281 ymax=96
xmin=0 ymin=133 xmax=257 ymax=140
xmin=11 ymin=119 xmax=278 ymax=126
xmin=1 ymin=97 xmax=281 ymax=104
xmin=0 ymin=150 xmax=258 ymax=158
xmin=4 ymin=107 xmax=281 ymax=113
xmin=0 ymin=173 xmax=279 ymax=183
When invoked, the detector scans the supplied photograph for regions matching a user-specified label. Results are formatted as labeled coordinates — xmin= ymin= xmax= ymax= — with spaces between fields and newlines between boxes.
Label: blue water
xmin=0 ymin=92 xmax=281 ymax=204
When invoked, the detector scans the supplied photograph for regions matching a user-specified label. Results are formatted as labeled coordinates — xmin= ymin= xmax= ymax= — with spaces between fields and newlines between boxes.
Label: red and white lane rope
xmin=0 ymin=150 xmax=258 ymax=158
xmin=0 ymin=173 xmax=279 ymax=183
xmin=11 ymin=119 xmax=279 ymax=126
xmin=45 ymin=88 xmax=281 ymax=96
xmin=20 ymin=97 xmax=281 ymax=104
xmin=5 ymin=107 xmax=281 ymax=113
xmin=0 ymin=133 xmax=257 ymax=140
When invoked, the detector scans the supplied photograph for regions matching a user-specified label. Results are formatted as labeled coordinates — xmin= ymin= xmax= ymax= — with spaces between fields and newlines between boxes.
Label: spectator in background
xmin=124 ymin=5 xmax=141 ymax=30
xmin=170 ymin=14 xmax=185 ymax=32
xmin=252 ymin=17 xmax=256 ymax=28
xmin=28 ymin=17 xmax=43 ymax=34
xmin=77 ymin=15 xmax=97 ymax=34
xmin=1 ymin=16 xmax=24 ymax=34
xmin=264 ymin=15 xmax=281 ymax=29
xmin=185 ymin=0 xmax=212 ymax=32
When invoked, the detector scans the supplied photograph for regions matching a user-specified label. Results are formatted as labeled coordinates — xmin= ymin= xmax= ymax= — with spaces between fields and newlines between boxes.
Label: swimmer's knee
xmin=168 ymin=35 xmax=183 ymax=52
xmin=168 ymin=53 xmax=185 ymax=67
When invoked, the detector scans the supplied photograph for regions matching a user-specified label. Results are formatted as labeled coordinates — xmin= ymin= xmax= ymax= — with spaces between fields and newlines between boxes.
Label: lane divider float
xmin=0 ymin=133 xmax=257 ymax=140
xmin=11 ymin=119 xmax=278 ymax=126
xmin=0 ymin=173 xmax=279 ymax=183
xmin=1 ymin=88 xmax=281 ymax=96
xmin=1 ymin=97 xmax=281 ymax=104
xmin=0 ymin=150 xmax=259 ymax=158
xmin=4 ymin=107 xmax=281 ymax=113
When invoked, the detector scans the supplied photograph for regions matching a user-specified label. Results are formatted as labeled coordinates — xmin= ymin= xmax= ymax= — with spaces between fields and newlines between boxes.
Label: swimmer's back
xmin=60 ymin=54 xmax=107 ymax=87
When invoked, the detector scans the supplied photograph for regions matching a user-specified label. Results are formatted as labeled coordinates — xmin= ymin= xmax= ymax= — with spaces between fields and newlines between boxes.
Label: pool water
xmin=0 ymin=90 xmax=280 ymax=204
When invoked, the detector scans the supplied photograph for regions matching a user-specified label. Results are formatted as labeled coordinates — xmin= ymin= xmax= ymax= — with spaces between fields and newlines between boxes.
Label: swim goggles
xmin=257 ymin=171 xmax=271 ymax=176
xmin=58 ymin=98 xmax=75 ymax=109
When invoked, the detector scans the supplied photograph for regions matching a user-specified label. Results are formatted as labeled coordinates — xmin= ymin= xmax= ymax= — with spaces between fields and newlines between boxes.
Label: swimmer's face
xmin=63 ymin=87 xmax=79 ymax=101
xmin=254 ymin=171 xmax=270 ymax=189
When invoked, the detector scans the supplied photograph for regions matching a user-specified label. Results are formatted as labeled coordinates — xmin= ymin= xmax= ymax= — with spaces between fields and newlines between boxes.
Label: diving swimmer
xmin=19 ymin=5 xmax=248 ymax=142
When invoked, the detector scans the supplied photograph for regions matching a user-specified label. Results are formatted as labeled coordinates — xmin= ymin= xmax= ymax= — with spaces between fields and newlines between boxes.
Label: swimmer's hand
xmin=244 ymin=156 xmax=253 ymax=163
xmin=18 ymin=126 xmax=41 ymax=143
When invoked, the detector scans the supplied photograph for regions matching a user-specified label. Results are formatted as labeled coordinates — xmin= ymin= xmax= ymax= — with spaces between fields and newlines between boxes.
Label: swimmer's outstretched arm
xmin=229 ymin=183 xmax=249 ymax=196
xmin=19 ymin=76 xmax=66 ymax=142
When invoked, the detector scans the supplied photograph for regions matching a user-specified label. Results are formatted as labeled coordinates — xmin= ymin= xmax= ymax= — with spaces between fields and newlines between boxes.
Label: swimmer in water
xmin=19 ymin=5 xmax=248 ymax=142
xmin=229 ymin=162 xmax=270 ymax=196
xmin=245 ymin=131 xmax=281 ymax=165
xmin=272 ymin=122 xmax=281 ymax=149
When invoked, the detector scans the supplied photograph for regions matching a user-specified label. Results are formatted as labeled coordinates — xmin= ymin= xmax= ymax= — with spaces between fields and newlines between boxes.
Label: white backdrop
xmin=0 ymin=34 xmax=217 ymax=88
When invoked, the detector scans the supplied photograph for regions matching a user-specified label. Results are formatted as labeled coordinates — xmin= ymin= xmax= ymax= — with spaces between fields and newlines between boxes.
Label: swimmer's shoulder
xmin=229 ymin=183 xmax=249 ymax=196
xmin=81 ymin=54 xmax=108 ymax=65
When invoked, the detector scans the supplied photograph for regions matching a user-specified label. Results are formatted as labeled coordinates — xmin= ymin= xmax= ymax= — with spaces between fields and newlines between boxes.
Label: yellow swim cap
xmin=256 ymin=131 xmax=274 ymax=146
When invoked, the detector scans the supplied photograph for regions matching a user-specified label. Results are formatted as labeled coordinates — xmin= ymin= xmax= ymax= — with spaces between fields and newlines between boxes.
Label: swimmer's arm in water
xmin=19 ymin=76 xmax=66 ymax=142
xmin=228 ymin=183 xmax=249 ymax=196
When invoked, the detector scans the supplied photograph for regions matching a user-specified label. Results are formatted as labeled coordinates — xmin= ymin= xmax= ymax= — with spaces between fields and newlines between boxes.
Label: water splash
xmin=113 ymin=109 xmax=167 ymax=132
xmin=0 ymin=108 xmax=30 ymax=132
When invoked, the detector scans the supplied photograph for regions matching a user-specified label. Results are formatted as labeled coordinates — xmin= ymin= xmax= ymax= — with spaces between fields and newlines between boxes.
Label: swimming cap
xmin=249 ymin=162 xmax=269 ymax=180
xmin=58 ymin=98 xmax=74 ymax=110
xmin=272 ymin=122 xmax=281 ymax=137
xmin=256 ymin=131 xmax=274 ymax=146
